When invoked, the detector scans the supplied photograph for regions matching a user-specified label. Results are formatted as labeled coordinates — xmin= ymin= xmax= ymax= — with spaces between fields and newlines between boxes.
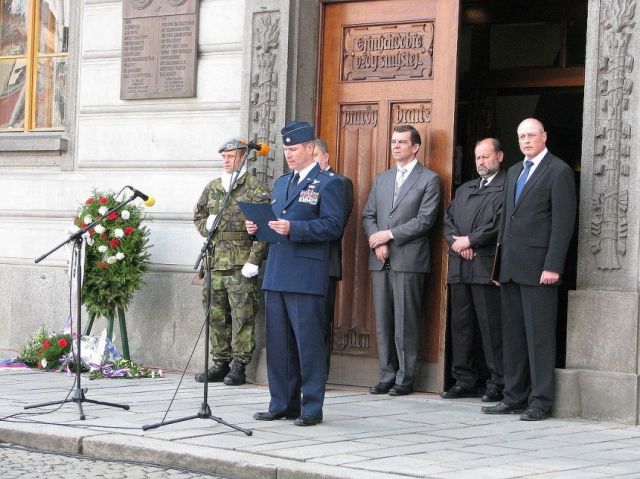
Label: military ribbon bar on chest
xmin=299 ymin=188 xmax=320 ymax=205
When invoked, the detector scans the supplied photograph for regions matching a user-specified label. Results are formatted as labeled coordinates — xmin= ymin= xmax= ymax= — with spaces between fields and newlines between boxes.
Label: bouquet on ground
xmin=19 ymin=327 xmax=73 ymax=370
xmin=74 ymin=191 xmax=151 ymax=319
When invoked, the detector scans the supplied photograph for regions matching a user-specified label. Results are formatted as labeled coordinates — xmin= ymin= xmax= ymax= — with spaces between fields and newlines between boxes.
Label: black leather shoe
xmin=195 ymin=360 xmax=229 ymax=383
xmin=441 ymin=384 xmax=476 ymax=399
xmin=388 ymin=384 xmax=413 ymax=396
xmin=482 ymin=402 xmax=526 ymax=414
xmin=253 ymin=411 xmax=298 ymax=421
xmin=223 ymin=360 xmax=246 ymax=386
xmin=520 ymin=407 xmax=549 ymax=421
xmin=369 ymin=381 xmax=394 ymax=394
xmin=294 ymin=416 xmax=322 ymax=426
xmin=482 ymin=388 xmax=504 ymax=402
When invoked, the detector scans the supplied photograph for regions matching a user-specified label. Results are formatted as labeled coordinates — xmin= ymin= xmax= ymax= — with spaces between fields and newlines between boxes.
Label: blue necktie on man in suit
xmin=287 ymin=172 xmax=300 ymax=200
xmin=514 ymin=160 xmax=533 ymax=202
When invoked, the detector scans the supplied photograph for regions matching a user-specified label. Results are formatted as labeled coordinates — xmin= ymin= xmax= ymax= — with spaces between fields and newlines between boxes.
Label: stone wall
xmin=556 ymin=0 xmax=640 ymax=424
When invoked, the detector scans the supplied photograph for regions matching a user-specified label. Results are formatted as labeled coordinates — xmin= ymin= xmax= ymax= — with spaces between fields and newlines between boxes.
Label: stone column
xmin=556 ymin=0 xmax=640 ymax=424
xmin=239 ymin=0 xmax=320 ymax=381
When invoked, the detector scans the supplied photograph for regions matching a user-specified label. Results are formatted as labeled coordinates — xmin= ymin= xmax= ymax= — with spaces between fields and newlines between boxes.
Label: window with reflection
xmin=0 ymin=0 xmax=69 ymax=131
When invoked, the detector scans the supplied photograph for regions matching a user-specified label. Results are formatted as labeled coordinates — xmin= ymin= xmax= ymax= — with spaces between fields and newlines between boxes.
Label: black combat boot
xmin=223 ymin=360 xmax=246 ymax=386
xmin=195 ymin=360 xmax=229 ymax=383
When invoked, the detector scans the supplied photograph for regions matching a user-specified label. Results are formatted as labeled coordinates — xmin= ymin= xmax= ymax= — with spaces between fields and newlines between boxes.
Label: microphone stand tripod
xmin=142 ymin=152 xmax=252 ymax=435
xmin=25 ymin=192 xmax=140 ymax=420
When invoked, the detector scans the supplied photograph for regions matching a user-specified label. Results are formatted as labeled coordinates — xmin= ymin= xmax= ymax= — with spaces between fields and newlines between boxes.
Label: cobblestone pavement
xmin=0 ymin=443 xmax=226 ymax=479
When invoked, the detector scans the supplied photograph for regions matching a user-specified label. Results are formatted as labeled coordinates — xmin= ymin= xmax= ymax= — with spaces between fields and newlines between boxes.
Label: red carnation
xmin=85 ymin=197 xmax=94 ymax=205
xmin=107 ymin=212 xmax=118 ymax=221
xmin=80 ymin=223 xmax=87 ymax=228
xmin=100 ymin=232 xmax=108 ymax=239
xmin=109 ymin=238 xmax=121 ymax=248
xmin=98 ymin=197 xmax=109 ymax=204
xmin=42 ymin=339 xmax=51 ymax=350
xmin=97 ymin=261 xmax=108 ymax=269
xmin=89 ymin=229 xmax=95 ymax=237
xmin=57 ymin=337 xmax=68 ymax=348
xmin=124 ymin=226 xmax=135 ymax=236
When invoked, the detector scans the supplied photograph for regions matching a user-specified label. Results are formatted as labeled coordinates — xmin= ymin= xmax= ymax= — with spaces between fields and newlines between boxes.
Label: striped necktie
xmin=393 ymin=167 xmax=407 ymax=206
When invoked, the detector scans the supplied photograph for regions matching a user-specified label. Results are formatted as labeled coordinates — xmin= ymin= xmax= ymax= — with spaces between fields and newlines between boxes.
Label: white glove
xmin=206 ymin=214 xmax=217 ymax=230
xmin=241 ymin=262 xmax=259 ymax=278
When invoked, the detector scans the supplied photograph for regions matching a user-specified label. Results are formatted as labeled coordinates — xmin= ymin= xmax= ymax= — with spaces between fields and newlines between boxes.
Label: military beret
xmin=218 ymin=137 xmax=247 ymax=153
xmin=281 ymin=121 xmax=315 ymax=146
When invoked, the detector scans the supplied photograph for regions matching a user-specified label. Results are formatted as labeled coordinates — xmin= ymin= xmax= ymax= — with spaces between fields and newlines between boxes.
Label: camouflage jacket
xmin=193 ymin=173 xmax=270 ymax=270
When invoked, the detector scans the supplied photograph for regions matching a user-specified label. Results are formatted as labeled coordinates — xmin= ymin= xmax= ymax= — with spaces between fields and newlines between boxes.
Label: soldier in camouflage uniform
xmin=193 ymin=137 xmax=270 ymax=385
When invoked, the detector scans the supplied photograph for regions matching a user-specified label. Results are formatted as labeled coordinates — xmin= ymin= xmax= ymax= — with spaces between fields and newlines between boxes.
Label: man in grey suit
xmin=482 ymin=118 xmax=576 ymax=421
xmin=313 ymin=138 xmax=354 ymax=374
xmin=362 ymin=124 xmax=442 ymax=396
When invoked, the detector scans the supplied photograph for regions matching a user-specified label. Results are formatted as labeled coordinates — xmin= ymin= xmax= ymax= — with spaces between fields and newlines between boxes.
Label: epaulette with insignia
xmin=318 ymin=169 xmax=336 ymax=179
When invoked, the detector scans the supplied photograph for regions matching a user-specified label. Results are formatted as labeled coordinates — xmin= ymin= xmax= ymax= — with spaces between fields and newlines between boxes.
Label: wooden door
xmin=318 ymin=0 xmax=458 ymax=392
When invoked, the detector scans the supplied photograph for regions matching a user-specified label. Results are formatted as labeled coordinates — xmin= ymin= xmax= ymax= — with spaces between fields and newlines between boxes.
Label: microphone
xmin=241 ymin=140 xmax=270 ymax=156
xmin=127 ymin=186 xmax=156 ymax=207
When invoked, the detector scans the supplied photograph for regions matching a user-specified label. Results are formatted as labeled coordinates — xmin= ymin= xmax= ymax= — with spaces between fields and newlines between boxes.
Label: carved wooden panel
xmin=342 ymin=22 xmax=434 ymax=81
xmin=590 ymin=0 xmax=635 ymax=270
xmin=334 ymin=104 xmax=379 ymax=355
xmin=319 ymin=0 xmax=458 ymax=391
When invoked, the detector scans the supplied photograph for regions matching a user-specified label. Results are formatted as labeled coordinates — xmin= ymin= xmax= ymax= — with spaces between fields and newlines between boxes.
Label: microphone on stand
xmin=241 ymin=140 xmax=270 ymax=156
xmin=126 ymin=186 xmax=156 ymax=207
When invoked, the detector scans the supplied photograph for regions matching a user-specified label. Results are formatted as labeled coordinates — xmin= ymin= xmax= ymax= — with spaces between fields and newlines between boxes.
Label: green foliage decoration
xmin=75 ymin=191 xmax=151 ymax=319
xmin=19 ymin=327 xmax=72 ymax=369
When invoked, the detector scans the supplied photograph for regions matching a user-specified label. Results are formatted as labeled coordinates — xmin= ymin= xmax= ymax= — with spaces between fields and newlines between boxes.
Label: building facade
xmin=1 ymin=0 xmax=639 ymax=424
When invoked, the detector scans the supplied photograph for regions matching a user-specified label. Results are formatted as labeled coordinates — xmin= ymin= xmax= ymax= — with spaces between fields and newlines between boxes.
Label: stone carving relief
xmin=591 ymin=0 xmax=635 ymax=270
xmin=248 ymin=12 xmax=280 ymax=184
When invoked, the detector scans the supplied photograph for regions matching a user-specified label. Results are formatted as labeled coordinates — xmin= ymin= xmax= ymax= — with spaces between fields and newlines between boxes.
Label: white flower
xmin=98 ymin=206 xmax=108 ymax=215
xmin=95 ymin=224 xmax=105 ymax=234
xmin=83 ymin=215 xmax=93 ymax=224
xmin=121 ymin=210 xmax=131 ymax=220
xmin=98 ymin=245 xmax=108 ymax=253
xmin=114 ymin=228 xmax=124 ymax=238
xmin=86 ymin=237 xmax=95 ymax=246
xmin=106 ymin=256 xmax=117 ymax=264
xmin=40 ymin=358 xmax=48 ymax=369
xmin=115 ymin=252 xmax=125 ymax=260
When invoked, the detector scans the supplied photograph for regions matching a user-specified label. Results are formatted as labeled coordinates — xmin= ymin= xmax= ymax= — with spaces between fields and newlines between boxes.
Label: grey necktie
xmin=479 ymin=178 xmax=487 ymax=189
xmin=393 ymin=167 xmax=407 ymax=206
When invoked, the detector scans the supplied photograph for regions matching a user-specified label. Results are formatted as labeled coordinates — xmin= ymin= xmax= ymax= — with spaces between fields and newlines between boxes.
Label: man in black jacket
xmin=482 ymin=118 xmax=576 ymax=421
xmin=442 ymin=138 xmax=505 ymax=402
xmin=312 ymin=138 xmax=354 ymax=375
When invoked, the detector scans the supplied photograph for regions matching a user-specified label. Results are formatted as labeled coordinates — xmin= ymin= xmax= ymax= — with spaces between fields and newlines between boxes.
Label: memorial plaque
xmin=121 ymin=0 xmax=199 ymax=99
xmin=342 ymin=22 xmax=434 ymax=82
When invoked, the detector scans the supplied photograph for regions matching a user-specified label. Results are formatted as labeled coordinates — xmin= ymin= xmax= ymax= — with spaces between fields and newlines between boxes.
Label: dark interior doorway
xmin=447 ymin=0 xmax=587 ymax=391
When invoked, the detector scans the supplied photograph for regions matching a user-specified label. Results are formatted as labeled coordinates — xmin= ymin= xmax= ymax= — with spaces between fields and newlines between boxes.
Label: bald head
xmin=517 ymin=118 xmax=547 ymax=159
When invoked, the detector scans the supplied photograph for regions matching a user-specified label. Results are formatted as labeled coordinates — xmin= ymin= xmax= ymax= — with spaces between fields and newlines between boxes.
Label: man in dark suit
xmin=482 ymin=118 xmax=576 ymax=421
xmin=246 ymin=121 xmax=345 ymax=426
xmin=362 ymin=124 xmax=442 ymax=396
xmin=441 ymin=138 xmax=505 ymax=402
xmin=312 ymin=138 xmax=354 ymax=374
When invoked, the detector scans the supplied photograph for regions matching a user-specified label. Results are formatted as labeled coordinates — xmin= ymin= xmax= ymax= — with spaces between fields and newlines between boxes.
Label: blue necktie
xmin=287 ymin=173 xmax=299 ymax=200
xmin=514 ymin=160 xmax=533 ymax=202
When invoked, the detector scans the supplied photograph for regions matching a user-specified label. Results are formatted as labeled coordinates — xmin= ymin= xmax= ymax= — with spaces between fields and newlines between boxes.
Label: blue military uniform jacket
xmin=262 ymin=163 xmax=346 ymax=296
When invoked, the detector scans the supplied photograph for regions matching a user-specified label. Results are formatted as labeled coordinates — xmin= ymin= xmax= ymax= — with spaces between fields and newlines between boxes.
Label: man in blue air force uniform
xmin=246 ymin=121 xmax=345 ymax=426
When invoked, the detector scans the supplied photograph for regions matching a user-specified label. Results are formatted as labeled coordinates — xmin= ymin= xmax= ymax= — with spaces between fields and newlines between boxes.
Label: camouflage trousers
xmin=202 ymin=268 xmax=258 ymax=364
